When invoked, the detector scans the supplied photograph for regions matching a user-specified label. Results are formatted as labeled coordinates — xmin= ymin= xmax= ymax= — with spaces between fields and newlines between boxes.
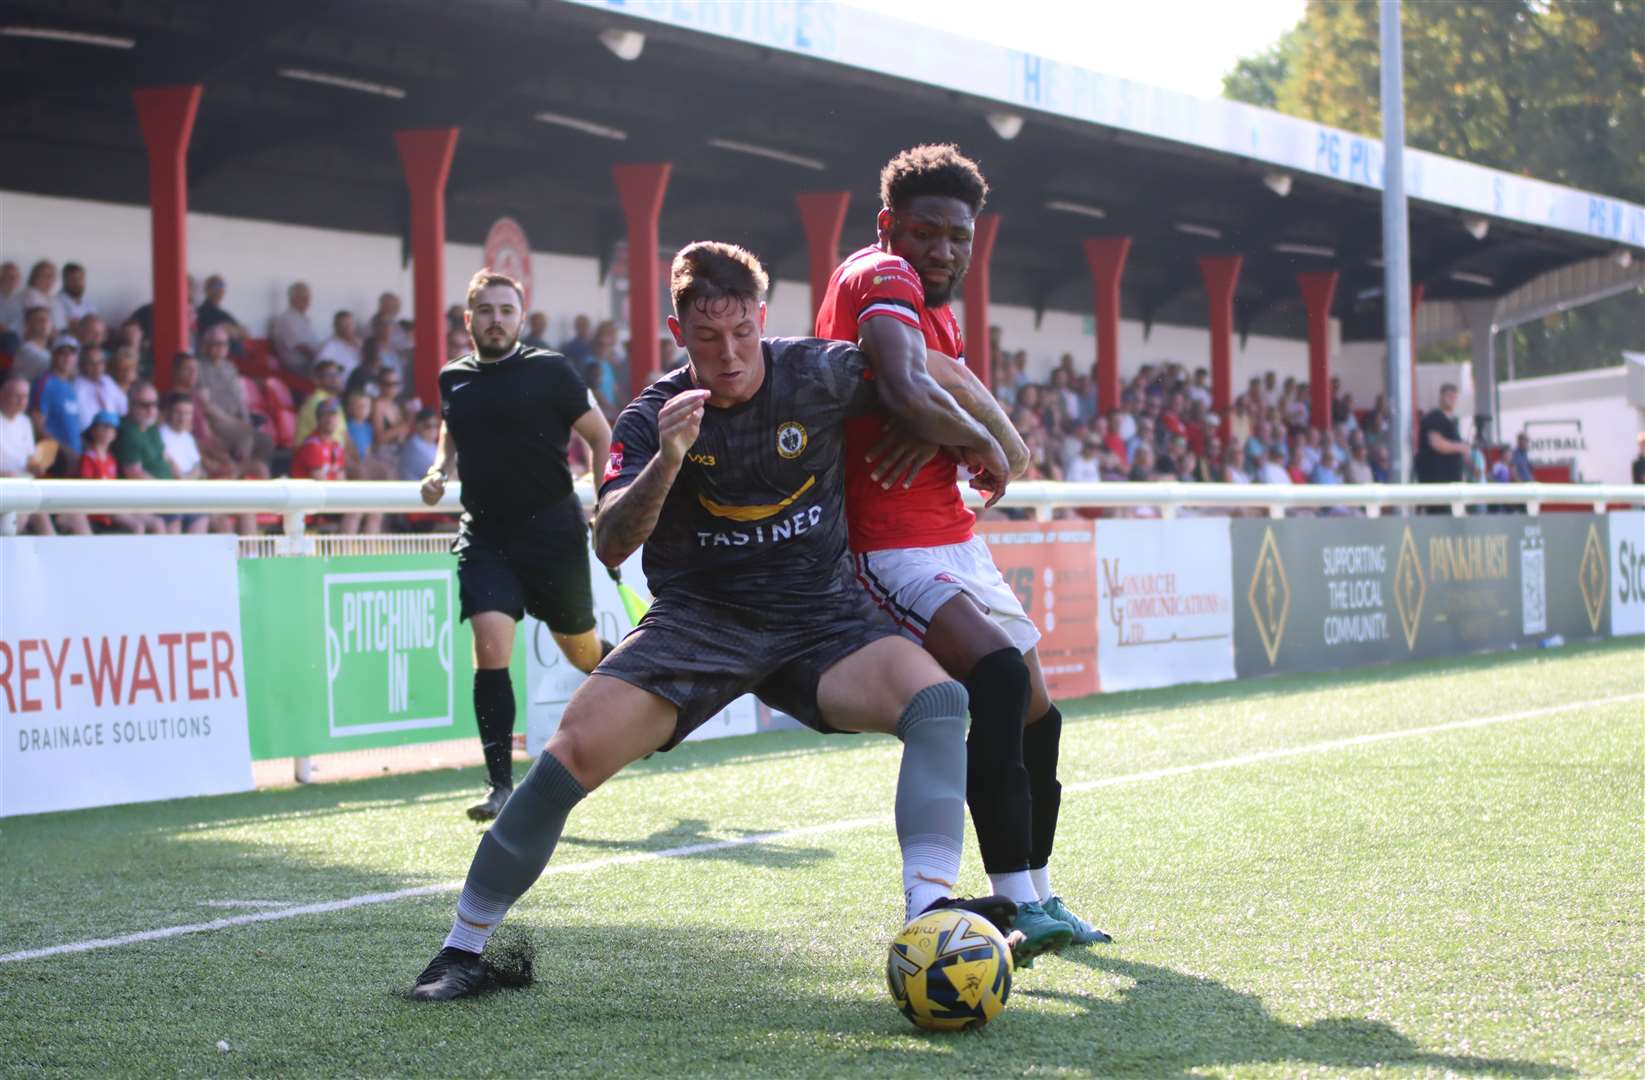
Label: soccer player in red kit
xmin=817 ymin=145 xmax=1110 ymax=963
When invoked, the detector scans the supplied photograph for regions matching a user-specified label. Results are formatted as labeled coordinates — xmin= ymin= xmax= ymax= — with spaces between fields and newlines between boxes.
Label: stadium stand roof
xmin=3 ymin=0 xmax=1641 ymax=342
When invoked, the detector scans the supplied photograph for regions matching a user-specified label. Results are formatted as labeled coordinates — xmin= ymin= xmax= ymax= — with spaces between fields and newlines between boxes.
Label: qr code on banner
xmin=1520 ymin=535 xmax=1547 ymax=636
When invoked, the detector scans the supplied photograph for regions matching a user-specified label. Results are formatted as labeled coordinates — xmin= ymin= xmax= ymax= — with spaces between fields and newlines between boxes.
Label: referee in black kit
xmin=422 ymin=269 xmax=615 ymax=821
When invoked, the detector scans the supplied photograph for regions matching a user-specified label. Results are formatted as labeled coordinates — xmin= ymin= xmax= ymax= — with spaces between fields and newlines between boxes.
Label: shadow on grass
xmin=1024 ymin=951 xmax=1574 ymax=1079
xmin=560 ymin=816 xmax=836 ymax=870
xmin=368 ymin=923 xmax=1580 ymax=1078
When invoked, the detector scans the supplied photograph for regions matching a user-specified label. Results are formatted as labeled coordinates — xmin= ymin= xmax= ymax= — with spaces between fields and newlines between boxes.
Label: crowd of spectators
xmin=0 ymin=255 xmax=669 ymax=536
xmin=2 ymin=257 xmax=1619 ymax=537
xmin=986 ymin=340 xmax=1410 ymax=493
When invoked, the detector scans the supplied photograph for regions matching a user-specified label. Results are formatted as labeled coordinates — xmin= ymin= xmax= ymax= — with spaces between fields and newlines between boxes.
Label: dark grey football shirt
xmin=599 ymin=337 xmax=877 ymax=605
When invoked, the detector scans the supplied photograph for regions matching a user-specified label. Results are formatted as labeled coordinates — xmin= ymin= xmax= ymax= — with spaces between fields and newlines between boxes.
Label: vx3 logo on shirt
xmin=686 ymin=452 xmax=717 ymax=466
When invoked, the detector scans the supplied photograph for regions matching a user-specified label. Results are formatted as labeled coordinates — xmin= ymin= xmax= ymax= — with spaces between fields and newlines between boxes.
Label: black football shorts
xmin=453 ymin=493 xmax=596 ymax=635
xmin=593 ymin=563 xmax=898 ymax=749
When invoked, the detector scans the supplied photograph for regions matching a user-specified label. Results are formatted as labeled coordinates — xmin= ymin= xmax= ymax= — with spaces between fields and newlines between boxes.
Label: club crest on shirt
xmin=776 ymin=421 xmax=807 ymax=459
xmin=603 ymin=442 xmax=624 ymax=483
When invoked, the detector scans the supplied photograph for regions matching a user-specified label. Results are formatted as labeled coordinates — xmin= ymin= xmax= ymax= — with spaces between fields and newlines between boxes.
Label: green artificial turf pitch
xmin=2 ymin=640 xmax=1641 ymax=1078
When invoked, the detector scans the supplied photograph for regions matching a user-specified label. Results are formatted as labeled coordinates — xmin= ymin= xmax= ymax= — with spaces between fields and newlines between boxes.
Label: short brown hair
xmin=669 ymin=242 xmax=768 ymax=316
xmin=465 ymin=268 xmax=525 ymax=310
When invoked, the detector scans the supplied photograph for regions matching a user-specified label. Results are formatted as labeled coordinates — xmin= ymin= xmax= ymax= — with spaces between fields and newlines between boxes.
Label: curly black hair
xmin=878 ymin=144 xmax=989 ymax=214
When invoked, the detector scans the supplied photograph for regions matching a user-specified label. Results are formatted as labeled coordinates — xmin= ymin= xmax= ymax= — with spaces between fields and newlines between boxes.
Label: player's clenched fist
xmin=420 ymin=468 xmax=448 ymax=506
xmin=657 ymin=388 xmax=711 ymax=466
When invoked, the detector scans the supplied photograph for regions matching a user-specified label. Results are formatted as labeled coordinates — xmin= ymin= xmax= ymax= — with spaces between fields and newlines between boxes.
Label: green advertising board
xmin=238 ymin=554 xmax=523 ymax=759
xmin=1232 ymin=514 xmax=1611 ymax=677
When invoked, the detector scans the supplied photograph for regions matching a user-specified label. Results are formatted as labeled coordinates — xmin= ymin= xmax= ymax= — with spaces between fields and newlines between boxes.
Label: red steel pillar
xmin=395 ymin=128 xmax=460 ymax=410
xmin=613 ymin=163 xmax=672 ymax=399
xmin=1198 ymin=255 xmax=1242 ymax=431
xmin=1297 ymin=270 xmax=1339 ymax=432
xmin=133 ymin=85 xmax=202 ymax=393
xmin=1082 ymin=236 xmax=1130 ymax=415
xmin=960 ymin=213 xmax=1001 ymax=380
xmin=796 ymin=192 xmax=851 ymax=328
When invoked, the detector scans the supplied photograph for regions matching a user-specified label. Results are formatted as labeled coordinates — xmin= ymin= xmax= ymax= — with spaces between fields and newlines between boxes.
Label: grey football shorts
xmin=593 ymin=570 xmax=899 ymax=749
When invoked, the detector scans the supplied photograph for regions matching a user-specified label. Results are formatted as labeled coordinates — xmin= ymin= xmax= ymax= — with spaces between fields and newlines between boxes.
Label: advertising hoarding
xmin=2 ymin=537 xmax=253 ymax=816
xmin=1095 ymin=519 xmax=1236 ymax=691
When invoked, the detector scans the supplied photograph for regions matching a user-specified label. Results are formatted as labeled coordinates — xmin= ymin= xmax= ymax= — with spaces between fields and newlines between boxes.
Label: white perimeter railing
xmin=1 ymin=478 xmax=1640 ymax=541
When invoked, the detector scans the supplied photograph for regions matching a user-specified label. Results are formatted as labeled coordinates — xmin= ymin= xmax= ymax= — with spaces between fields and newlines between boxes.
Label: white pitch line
xmin=1063 ymin=691 xmax=1645 ymax=795
xmin=2 ymin=692 xmax=1638 ymax=966
xmin=196 ymin=900 xmax=298 ymax=910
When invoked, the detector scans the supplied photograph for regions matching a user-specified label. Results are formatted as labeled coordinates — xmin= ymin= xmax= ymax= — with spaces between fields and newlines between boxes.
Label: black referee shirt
xmin=439 ymin=344 xmax=595 ymax=531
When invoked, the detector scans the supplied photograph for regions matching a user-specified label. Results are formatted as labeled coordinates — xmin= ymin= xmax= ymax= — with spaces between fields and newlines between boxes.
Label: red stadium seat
xmin=263 ymin=377 xmax=295 ymax=411
xmin=241 ymin=338 xmax=275 ymax=376
xmin=241 ymin=376 xmax=268 ymax=416
xmin=272 ymin=407 xmax=298 ymax=449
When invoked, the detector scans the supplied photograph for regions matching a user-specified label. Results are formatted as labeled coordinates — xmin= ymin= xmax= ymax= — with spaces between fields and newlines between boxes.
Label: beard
xmin=475 ymin=326 xmax=519 ymax=360
xmin=921 ymin=268 xmax=965 ymax=309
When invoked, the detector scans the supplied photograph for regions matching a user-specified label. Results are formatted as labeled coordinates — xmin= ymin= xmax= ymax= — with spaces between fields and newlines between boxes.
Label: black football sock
xmin=964 ymin=648 xmax=1035 ymax=900
xmin=1023 ymin=704 xmax=1063 ymax=872
xmin=473 ymin=668 xmax=516 ymax=789
xmin=444 ymin=751 xmax=587 ymax=953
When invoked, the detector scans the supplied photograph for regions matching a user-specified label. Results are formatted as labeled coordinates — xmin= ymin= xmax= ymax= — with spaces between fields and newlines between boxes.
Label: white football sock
xmin=988 ymin=870 xmax=1041 ymax=905
xmin=443 ymin=888 xmax=510 ymax=954
xmin=1030 ymin=864 xmax=1053 ymax=902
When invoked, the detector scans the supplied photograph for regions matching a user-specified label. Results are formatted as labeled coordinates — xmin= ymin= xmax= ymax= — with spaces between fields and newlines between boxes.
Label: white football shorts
xmin=851 ymin=536 xmax=1041 ymax=654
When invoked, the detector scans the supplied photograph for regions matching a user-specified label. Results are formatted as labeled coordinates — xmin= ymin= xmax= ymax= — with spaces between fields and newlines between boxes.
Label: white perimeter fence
xmin=2 ymin=478 xmax=1640 ymax=537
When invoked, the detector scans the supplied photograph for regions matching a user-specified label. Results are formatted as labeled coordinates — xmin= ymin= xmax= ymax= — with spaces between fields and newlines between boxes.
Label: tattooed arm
xmin=592 ymin=388 xmax=708 ymax=568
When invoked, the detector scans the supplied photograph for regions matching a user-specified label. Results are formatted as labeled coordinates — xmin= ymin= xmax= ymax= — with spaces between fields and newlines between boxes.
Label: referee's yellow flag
xmin=608 ymin=567 xmax=650 ymax=626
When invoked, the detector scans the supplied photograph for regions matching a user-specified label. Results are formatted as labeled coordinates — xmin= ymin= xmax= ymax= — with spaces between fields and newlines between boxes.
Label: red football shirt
xmin=77 ymin=449 xmax=118 ymax=480
xmin=291 ymin=433 xmax=346 ymax=481
xmin=815 ymin=246 xmax=973 ymax=553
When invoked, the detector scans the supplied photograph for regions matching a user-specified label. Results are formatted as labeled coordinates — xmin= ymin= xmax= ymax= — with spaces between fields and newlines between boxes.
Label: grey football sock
xmin=894 ymin=681 xmax=970 ymax=919
xmin=444 ymin=751 xmax=587 ymax=953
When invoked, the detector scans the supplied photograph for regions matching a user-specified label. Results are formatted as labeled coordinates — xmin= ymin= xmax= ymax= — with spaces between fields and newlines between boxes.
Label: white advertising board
xmin=1611 ymin=511 xmax=1645 ymax=637
xmin=524 ymin=549 xmax=779 ymax=755
xmin=1095 ymin=518 xmax=1237 ymax=691
xmin=1 ymin=537 xmax=253 ymax=817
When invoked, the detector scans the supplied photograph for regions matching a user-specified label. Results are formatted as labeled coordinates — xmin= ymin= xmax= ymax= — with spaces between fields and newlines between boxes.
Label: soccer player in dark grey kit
xmin=421 ymin=269 xmax=613 ymax=821
xmin=411 ymin=242 xmax=1013 ymax=1001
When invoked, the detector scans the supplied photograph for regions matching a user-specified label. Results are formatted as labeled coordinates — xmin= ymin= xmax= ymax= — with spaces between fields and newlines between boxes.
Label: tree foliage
xmin=1224 ymin=0 xmax=1644 ymax=376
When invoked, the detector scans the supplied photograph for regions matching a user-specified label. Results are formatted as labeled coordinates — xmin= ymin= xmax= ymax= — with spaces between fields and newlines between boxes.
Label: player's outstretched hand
xmin=420 ymin=469 xmax=447 ymax=506
xmin=866 ymin=425 xmax=939 ymax=490
xmin=658 ymin=388 xmax=711 ymax=466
